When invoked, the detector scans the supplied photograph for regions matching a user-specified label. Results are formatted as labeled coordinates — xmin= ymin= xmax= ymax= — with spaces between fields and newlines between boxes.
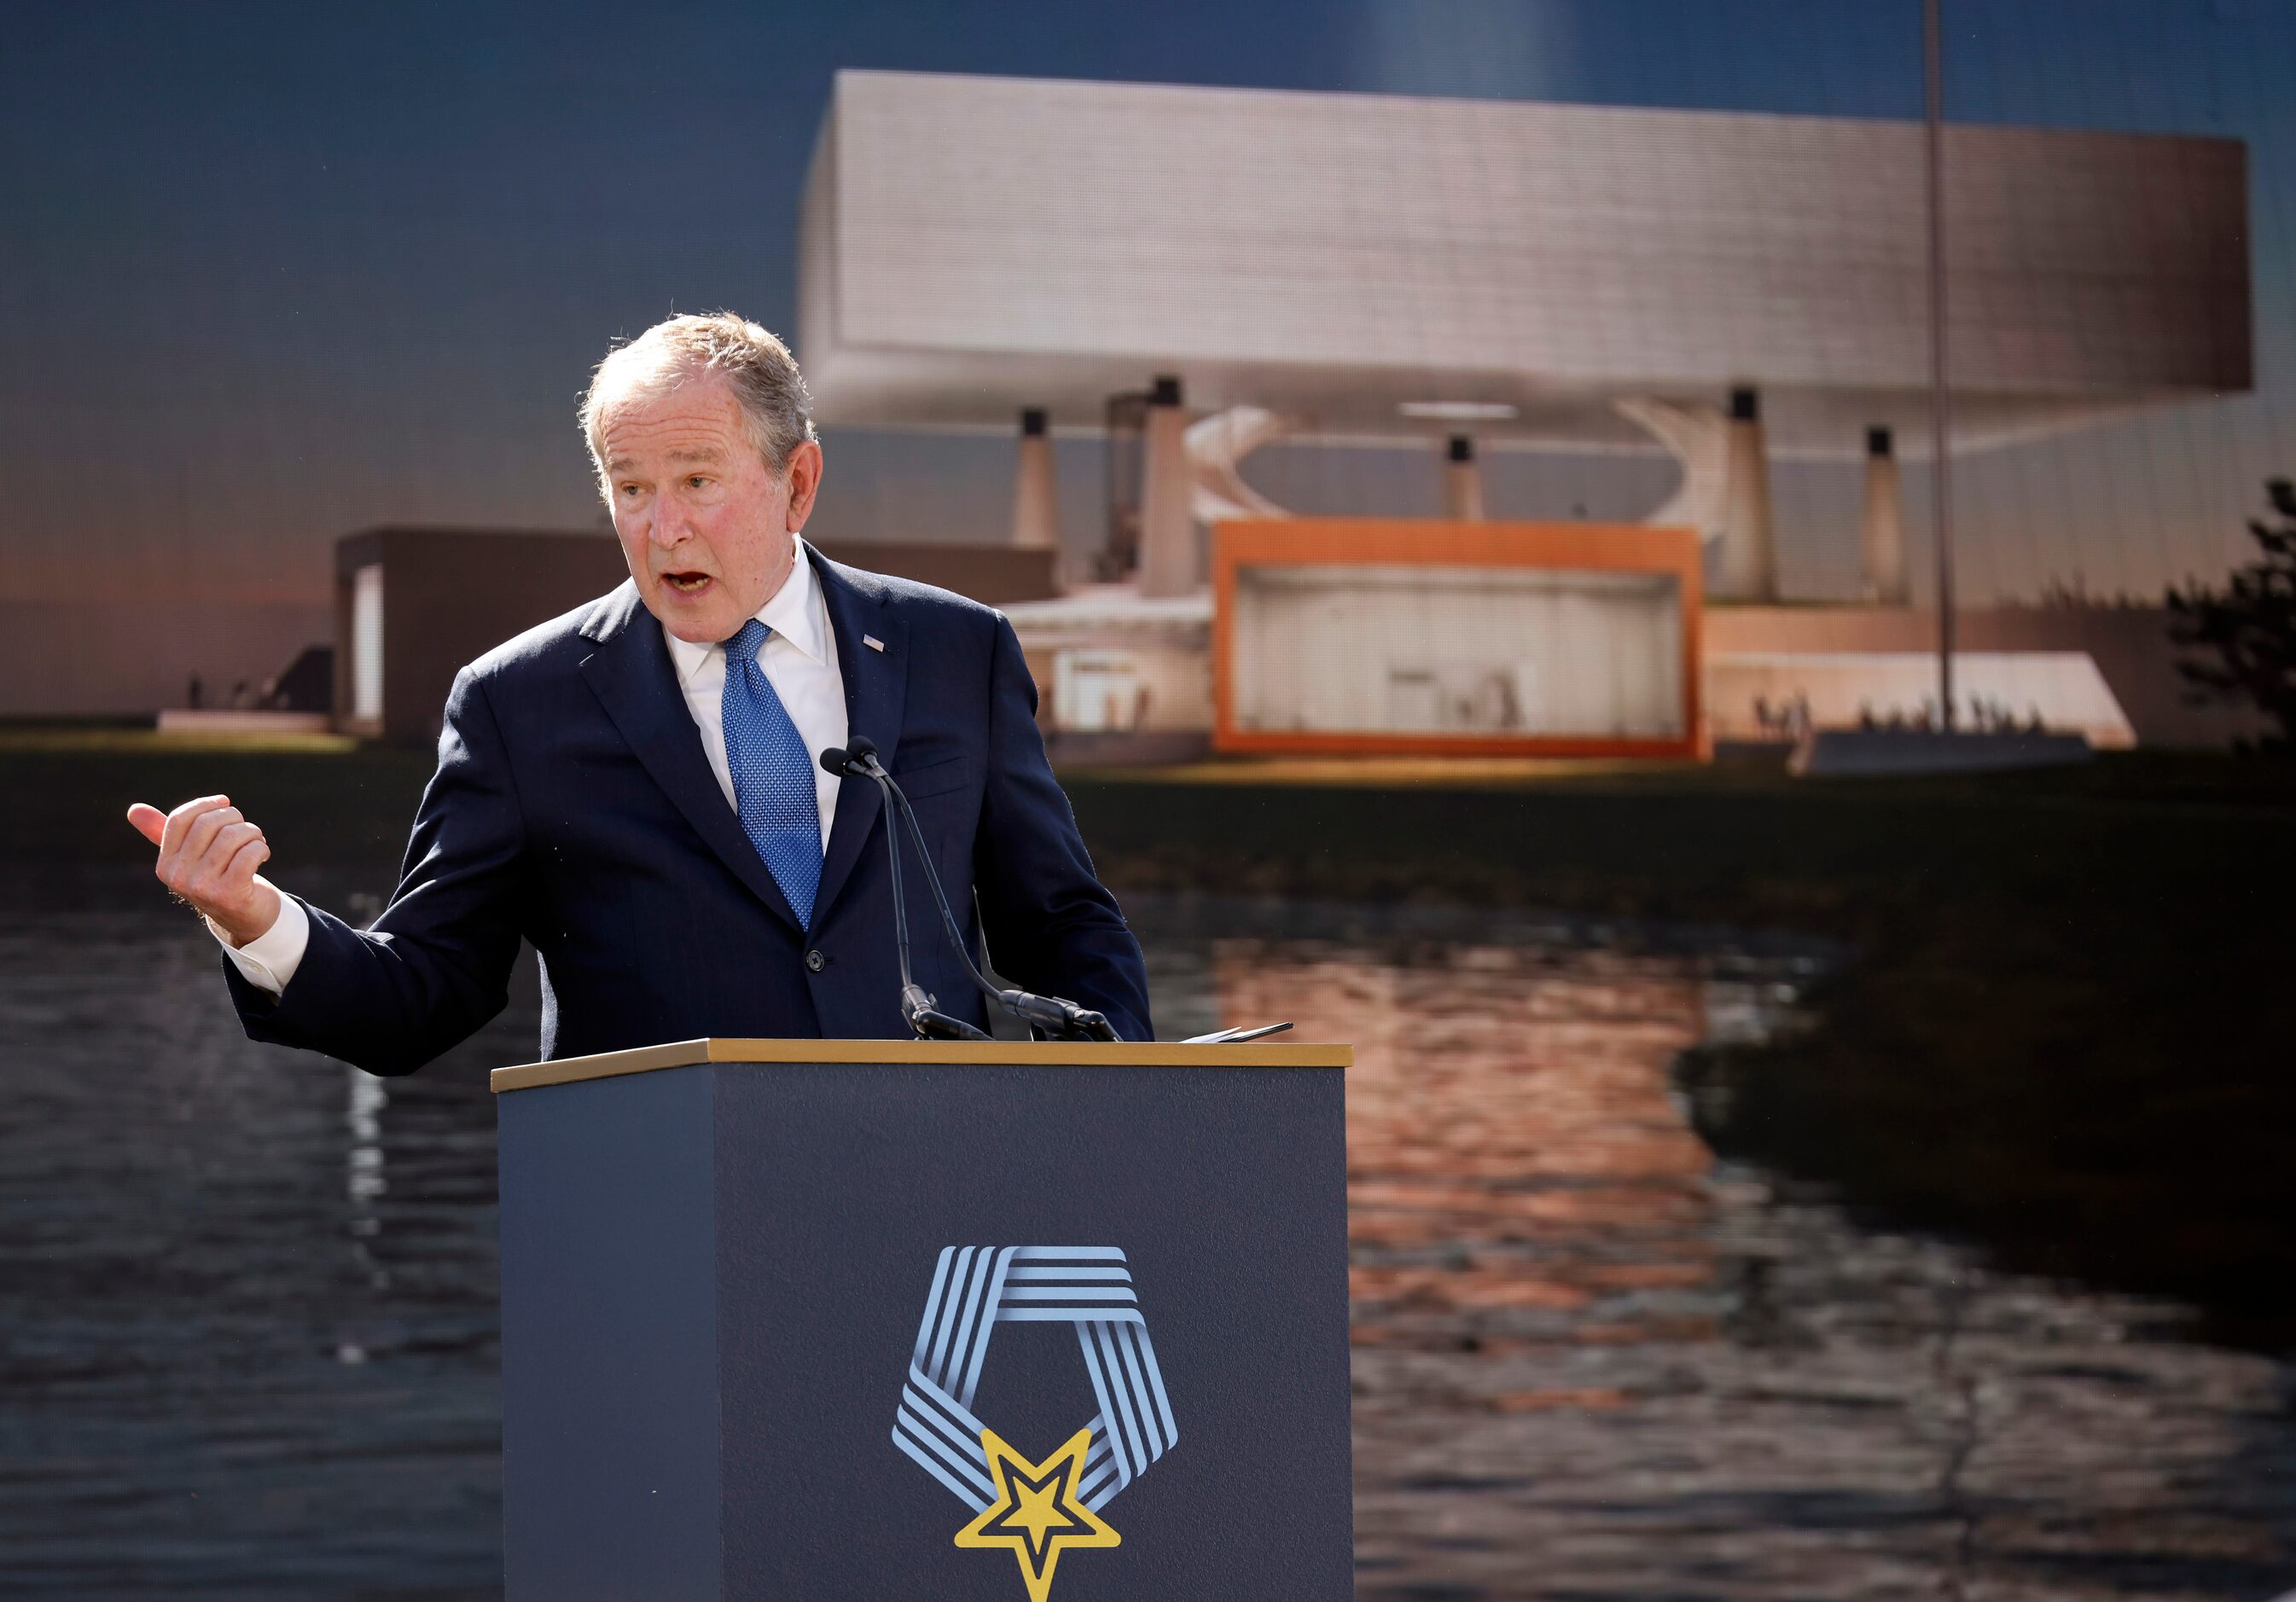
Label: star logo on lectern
xmin=953 ymin=1426 xmax=1120 ymax=1602
xmin=892 ymin=1248 xmax=1176 ymax=1597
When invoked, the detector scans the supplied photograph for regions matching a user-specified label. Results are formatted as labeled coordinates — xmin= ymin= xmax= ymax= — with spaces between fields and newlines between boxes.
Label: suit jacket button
xmin=805 ymin=949 xmax=826 ymax=973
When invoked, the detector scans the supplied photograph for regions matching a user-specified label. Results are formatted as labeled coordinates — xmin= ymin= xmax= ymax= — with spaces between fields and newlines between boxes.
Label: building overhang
xmin=799 ymin=71 xmax=2251 ymax=461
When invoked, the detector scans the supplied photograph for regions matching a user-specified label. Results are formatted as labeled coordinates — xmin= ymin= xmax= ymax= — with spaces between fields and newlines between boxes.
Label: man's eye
xmin=619 ymin=484 xmax=642 ymax=497
xmin=687 ymin=475 xmax=708 ymax=490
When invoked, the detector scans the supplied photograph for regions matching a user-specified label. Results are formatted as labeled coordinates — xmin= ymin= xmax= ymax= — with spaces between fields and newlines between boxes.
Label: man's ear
xmin=783 ymin=439 xmax=824 ymax=531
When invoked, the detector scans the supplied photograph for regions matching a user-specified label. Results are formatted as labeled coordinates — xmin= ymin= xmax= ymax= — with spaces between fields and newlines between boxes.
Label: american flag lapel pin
xmin=863 ymin=634 xmax=886 ymax=653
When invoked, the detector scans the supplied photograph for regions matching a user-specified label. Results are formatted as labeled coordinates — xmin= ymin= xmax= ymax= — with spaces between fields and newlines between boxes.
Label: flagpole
xmin=1925 ymin=0 xmax=1958 ymax=728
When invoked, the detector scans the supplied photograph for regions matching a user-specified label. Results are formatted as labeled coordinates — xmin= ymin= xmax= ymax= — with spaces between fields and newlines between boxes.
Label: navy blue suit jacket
xmin=225 ymin=550 xmax=1152 ymax=1072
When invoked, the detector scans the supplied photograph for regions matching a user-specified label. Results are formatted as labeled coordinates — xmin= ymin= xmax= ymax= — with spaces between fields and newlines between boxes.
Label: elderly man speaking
xmin=127 ymin=313 xmax=1152 ymax=1072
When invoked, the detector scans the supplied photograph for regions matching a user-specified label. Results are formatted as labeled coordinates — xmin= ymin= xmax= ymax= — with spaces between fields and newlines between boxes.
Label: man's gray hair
xmin=581 ymin=311 xmax=818 ymax=479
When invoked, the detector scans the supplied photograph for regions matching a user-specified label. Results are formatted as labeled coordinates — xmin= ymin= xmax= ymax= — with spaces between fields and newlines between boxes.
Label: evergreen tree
xmin=2167 ymin=478 xmax=2296 ymax=751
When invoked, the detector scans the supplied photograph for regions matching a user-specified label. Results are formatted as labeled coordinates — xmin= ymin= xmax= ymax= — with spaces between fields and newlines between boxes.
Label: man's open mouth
xmin=663 ymin=572 xmax=713 ymax=595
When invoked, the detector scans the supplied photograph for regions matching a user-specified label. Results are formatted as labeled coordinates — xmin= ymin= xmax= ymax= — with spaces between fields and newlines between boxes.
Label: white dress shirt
xmin=659 ymin=536 xmax=846 ymax=844
xmin=216 ymin=537 xmax=846 ymax=997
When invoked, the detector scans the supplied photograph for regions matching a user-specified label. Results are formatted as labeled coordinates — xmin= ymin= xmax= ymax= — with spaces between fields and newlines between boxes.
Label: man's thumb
xmin=125 ymin=803 xmax=166 ymax=845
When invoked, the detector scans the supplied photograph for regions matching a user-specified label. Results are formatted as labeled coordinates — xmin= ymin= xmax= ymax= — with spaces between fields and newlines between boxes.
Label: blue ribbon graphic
xmin=892 ymin=1246 xmax=1179 ymax=1512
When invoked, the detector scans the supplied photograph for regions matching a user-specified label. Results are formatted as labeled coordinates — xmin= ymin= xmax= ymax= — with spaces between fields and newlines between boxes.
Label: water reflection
xmin=1189 ymin=919 xmax=2296 ymax=1601
xmin=1 ymin=887 xmax=2289 ymax=1597
xmin=0 ymin=887 xmax=517 ymax=1597
xmin=1223 ymin=939 xmax=1718 ymax=1341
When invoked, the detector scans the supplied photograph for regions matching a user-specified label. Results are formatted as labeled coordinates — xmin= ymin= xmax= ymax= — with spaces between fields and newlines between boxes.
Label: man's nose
xmin=647 ymin=496 xmax=689 ymax=547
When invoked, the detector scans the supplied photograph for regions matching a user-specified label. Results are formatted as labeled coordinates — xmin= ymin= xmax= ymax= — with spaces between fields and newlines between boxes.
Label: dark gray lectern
xmin=492 ymin=1038 xmax=1353 ymax=1602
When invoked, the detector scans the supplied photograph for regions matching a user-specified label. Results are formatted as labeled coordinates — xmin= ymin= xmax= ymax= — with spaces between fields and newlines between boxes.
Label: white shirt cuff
xmin=209 ymin=887 xmax=311 ymax=997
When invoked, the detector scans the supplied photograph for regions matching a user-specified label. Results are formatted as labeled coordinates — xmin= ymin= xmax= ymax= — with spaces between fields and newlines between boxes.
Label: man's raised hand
xmin=126 ymin=795 xmax=282 ymax=948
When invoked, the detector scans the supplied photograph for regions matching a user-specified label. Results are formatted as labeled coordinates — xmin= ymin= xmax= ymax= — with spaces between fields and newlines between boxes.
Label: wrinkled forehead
xmin=596 ymin=369 xmax=741 ymax=465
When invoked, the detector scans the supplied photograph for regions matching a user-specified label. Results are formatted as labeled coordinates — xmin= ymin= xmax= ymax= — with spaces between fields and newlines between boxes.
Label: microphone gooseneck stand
xmin=822 ymin=738 xmax=1119 ymax=1043
xmin=819 ymin=742 xmax=991 ymax=1041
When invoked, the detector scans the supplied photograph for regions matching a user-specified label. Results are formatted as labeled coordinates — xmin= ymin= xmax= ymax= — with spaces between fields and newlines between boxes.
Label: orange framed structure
xmin=1211 ymin=519 xmax=1706 ymax=760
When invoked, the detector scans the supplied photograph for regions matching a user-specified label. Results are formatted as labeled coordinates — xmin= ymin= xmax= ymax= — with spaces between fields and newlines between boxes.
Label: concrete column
xmin=1860 ymin=425 xmax=1909 ymax=604
xmin=1137 ymin=375 xmax=1197 ymax=597
xmin=1442 ymin=435 xmax=1485 ymax=521
xmin=1010 ymin=408 xmax=1058 ymax=550
xmin=1715 ymin=386 xmax=1777 ymax=601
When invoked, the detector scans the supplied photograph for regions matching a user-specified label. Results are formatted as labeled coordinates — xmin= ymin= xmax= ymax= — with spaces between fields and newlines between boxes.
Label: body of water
xmin=3 ymin=881 xmax=2291 ymax=1598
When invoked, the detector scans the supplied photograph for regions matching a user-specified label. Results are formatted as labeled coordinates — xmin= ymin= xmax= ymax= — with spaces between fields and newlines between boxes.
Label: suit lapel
xmin=812 ymin=550 xmax=909 ymax=925
xmin=576 ymin=580 xmax=805 ymax=933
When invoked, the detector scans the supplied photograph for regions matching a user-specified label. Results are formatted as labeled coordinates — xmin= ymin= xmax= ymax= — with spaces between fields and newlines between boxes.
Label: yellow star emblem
xmin=953 ymin=1426 xmax=1120 ymax=1602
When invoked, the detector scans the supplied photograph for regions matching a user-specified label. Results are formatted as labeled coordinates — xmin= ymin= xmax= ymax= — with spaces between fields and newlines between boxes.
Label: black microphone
xmin=822 ymin=740 xmax=1119 ymax=1042
xmin=820 ymin=740 xmax=989 ymax=1042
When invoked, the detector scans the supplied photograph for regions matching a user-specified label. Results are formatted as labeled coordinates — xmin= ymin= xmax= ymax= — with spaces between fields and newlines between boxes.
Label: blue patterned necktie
xmin=720 ymin=618 xmax=822 ymax=928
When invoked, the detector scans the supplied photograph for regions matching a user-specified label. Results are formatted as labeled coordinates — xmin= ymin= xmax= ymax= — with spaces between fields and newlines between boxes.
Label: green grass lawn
xmin=13 ymin=734 xmax=2291 ymax=1344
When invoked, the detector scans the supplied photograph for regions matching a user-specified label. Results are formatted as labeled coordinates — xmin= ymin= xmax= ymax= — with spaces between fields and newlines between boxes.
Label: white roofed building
xmin=800 ymin=69 xmax=2248 ymax=603
xmin=796 ymin=71 xmax=2255 ymax=754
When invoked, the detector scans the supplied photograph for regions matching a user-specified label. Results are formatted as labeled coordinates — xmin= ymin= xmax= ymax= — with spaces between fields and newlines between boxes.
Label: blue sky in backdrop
xmin=3 ymin=0 xmax=2292 ymax=708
